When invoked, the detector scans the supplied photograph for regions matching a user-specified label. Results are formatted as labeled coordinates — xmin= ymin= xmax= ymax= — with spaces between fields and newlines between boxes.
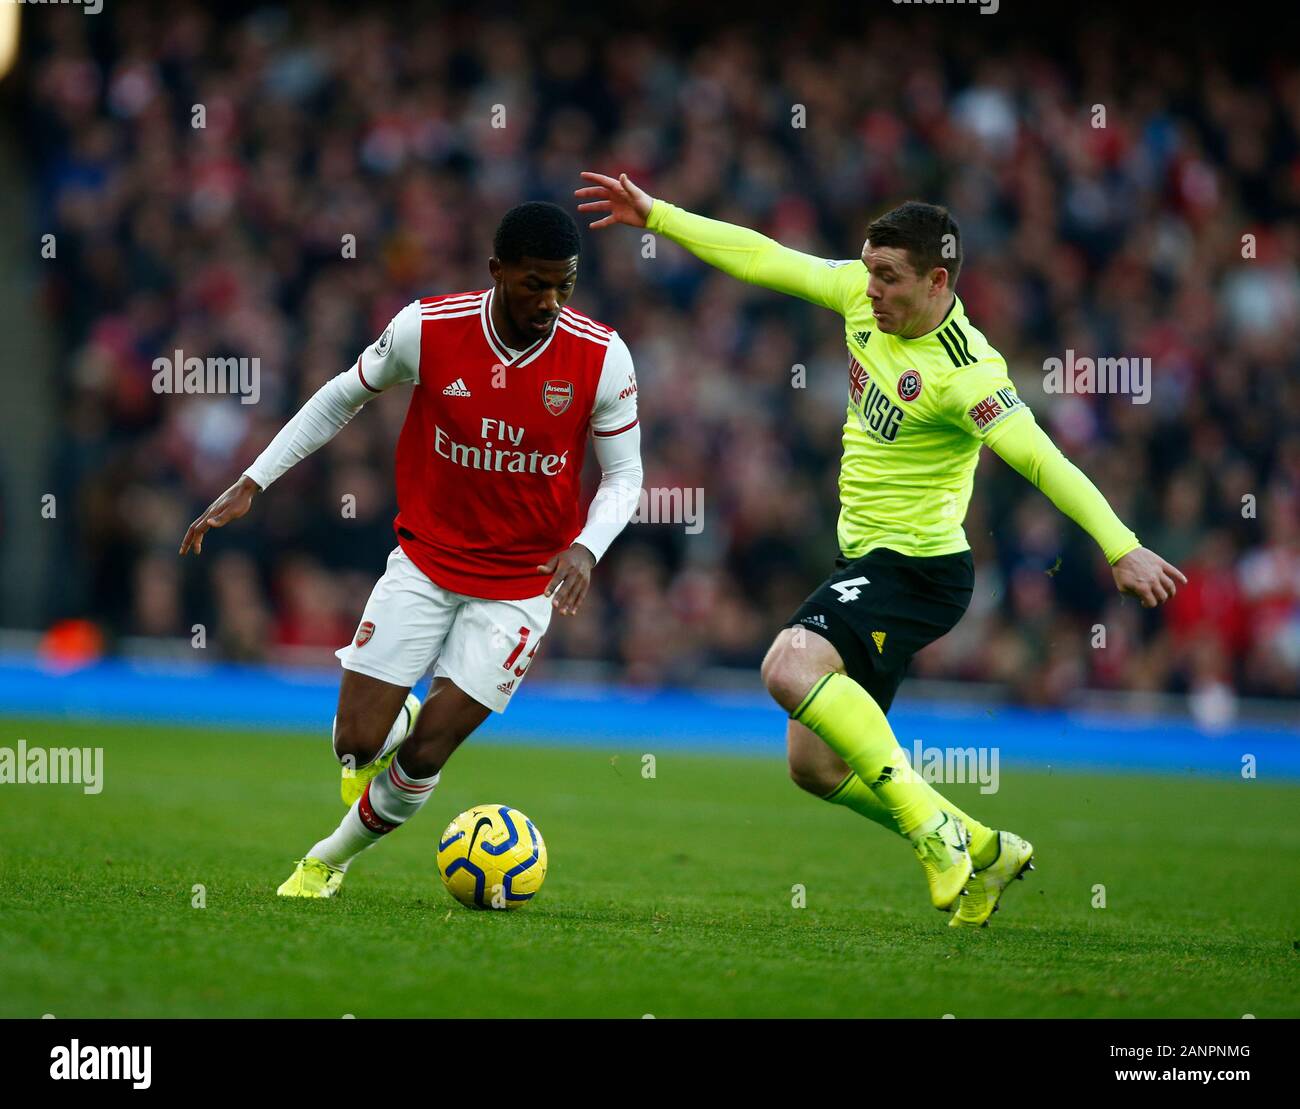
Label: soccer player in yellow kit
xmin=577 ymin=171 xmax=1187 ymax=926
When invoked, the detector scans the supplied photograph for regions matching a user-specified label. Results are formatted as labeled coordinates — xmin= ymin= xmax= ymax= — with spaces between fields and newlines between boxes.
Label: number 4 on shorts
xmin=831 ymin=576 xmax=870 ymax=603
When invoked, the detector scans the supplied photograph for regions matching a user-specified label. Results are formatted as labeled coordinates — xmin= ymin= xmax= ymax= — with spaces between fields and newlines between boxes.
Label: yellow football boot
xmin=341 ymin=692 xmax=421 ymax=806
xmin=276 ymin=857 xmax=345 ymax=899
xmin=949 ymin=831 xmax=1035 ymax=928
xmin=911 ymin=812 xmax=973 ymax=911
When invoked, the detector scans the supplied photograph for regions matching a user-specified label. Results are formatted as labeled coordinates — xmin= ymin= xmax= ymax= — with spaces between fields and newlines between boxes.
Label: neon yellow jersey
xmin=818 ymin=263 xmax=1026 ymax=558
xmin=645 ymin=200 xmax=1140 ymax=563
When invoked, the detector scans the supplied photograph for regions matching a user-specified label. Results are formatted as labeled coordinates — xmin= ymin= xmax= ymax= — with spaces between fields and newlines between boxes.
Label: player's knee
xmin=761 ymin=636 xmax=812 ymax=713
xmin=331 ymin=714 xmax=386 ymax=768
xmin=759 ymin=636 xmax=787 ymax=694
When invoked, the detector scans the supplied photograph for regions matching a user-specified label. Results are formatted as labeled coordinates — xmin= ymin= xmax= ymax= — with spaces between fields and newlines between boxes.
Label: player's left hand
xmin=1111 ymin=546 xmax=1187 ymax=608
xmin=538 ymin=544 xmax=597 ymax=615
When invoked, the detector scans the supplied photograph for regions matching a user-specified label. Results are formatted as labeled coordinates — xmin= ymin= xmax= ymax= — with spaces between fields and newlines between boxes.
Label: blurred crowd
xmin=17 ymin=2 xmax=1300 ymax=706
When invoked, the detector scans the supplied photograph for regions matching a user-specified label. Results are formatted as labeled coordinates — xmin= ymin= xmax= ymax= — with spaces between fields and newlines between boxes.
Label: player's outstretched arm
xmin=178 ymin=371 xmax=373 ymax=557
xmin=988 ymin=414 xmax=1186 ymax=608
xmin=576 ymin=171 xmax=857 ymax=313
xmin=180 ymin=304 xmax=420 ymax=557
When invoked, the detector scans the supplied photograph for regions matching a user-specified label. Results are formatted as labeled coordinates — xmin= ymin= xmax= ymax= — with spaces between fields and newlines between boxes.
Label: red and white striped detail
xmin=422 ymin=291 xmax=482 ymax=311
xmin=560 ymin=306 xmax=612 ymax=337
xmin=593 ymin=418 xmax=639 ymax=437
xmin=386 ymin=760 xmax=437 ymax=796
xmin=558 ymin=308 xmax=611 ymax=346
xmin=421 ymin=291 xmax=483 ymax=321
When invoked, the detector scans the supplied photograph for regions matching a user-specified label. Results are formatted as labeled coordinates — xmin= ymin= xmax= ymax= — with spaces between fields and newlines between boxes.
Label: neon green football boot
xmin=949 ymin=831 xmax=1035 ymax=928
xmin=276 ymin=857 xmax=345 ymax=898
xmin=340 ymin=692 xmax=421 ymax=806
xmin=912 ymin=812 xmax=973 ymax=911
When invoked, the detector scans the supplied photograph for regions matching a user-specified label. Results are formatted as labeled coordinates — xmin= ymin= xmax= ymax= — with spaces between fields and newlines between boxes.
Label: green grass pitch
xmin=1 ymin=716 xmax=1296 ymax=1018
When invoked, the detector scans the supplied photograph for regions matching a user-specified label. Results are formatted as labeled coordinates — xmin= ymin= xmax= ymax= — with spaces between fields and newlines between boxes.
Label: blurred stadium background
xmin=0 ymin=0 xmax=1296 ymax=744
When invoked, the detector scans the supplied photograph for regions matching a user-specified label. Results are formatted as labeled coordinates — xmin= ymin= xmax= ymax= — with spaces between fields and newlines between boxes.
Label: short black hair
xmin=865 ymin=201 xmax=962 ymax=286
xmin=494 ymin=201 xmax=581 ymax=264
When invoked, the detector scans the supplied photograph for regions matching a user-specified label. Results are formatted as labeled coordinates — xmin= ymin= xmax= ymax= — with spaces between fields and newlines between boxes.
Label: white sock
xmin=378 ymin=699 xmax=414 ymax=760
xmin=309 ymin=805 xmax=381 ymax=871
xmin=367 ymin=755 xmax=439 ymax=827
xmin=308 ymin=755 xmax=439 ymax=870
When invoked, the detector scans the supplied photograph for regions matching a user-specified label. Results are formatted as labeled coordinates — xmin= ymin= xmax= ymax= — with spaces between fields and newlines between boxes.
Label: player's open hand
xmin=575 ymin=171 xmax=654 ymax=229
xmin=538 ymin=544 xmax=596 ymax=615
xmin=1111 ymin=547 xmax=1187 ymax=608
xmin=179 ymin=475 xmax=260 ymax=556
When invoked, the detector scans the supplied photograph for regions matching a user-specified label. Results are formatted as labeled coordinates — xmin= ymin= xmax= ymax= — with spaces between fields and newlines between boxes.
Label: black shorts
xmin=783 ymin=547 xmax=974 ymax=714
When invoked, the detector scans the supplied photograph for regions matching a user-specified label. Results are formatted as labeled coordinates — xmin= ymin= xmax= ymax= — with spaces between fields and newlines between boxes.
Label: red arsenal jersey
xmin=352 ymin=289 xmax=639 ymax=600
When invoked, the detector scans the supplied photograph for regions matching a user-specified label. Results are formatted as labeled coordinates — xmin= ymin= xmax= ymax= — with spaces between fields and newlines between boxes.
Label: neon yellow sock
xmin=793 ymin=672 xmax=938 ymax=835
xmin=794 ymin=672 xmax=1002 ymax=845
xmin=823 ymin=770 xmax=998 ymax=864
xmin=822 ymin=772 xmax=898 ymax=832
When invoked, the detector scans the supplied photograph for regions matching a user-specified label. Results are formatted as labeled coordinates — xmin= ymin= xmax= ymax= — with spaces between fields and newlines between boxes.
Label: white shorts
xmin=335 ymin=546 xmax=553 ymax=713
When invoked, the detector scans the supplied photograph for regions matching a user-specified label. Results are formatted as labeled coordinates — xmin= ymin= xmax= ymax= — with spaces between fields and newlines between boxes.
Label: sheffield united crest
xmin=897 ymin=368 xmax=923 ymax=402
xmin=543 ymin=380 xmax=574 ymax=416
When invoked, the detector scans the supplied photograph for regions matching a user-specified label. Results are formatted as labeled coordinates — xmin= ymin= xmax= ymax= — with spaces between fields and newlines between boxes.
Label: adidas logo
xmin=871 ymin=630 xmax=886 ymax=654
xmin=853 ymin=330 xmax=871 ymax=347
xmin=496 ymin=679 xmax=516 ymax=695
xmin=443 ymin=378 xmax=472 ymax=397
xmin=802 ymin=614 xmax=828 ymax=630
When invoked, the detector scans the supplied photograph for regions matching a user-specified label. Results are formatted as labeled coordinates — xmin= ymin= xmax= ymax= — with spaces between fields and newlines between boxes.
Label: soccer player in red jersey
xmin=179 ymin=203 xmax=643 ymax=898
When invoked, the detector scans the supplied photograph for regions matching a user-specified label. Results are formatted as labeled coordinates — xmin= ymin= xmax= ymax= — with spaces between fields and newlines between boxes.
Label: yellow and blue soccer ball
xmin=436 ymin=805 xmax=547 ymax=910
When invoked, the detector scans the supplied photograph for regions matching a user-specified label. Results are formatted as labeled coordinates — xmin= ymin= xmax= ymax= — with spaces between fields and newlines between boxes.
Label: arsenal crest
xmin=354 ymin=620 xmax=375 ymax=647
xmin=543 ymin=380 xmax=574 ymax=416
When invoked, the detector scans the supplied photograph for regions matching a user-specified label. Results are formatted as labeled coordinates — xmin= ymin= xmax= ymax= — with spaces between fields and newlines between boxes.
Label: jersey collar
xmin=480 ymin=287 xmax=558 ymax=368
